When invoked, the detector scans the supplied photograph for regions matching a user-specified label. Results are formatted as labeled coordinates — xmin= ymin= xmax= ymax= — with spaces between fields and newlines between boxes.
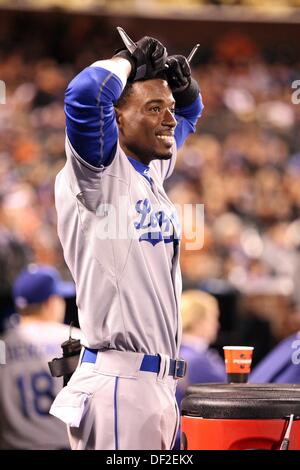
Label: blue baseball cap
xmin=13 ymin=264 xmax=76 ymax=308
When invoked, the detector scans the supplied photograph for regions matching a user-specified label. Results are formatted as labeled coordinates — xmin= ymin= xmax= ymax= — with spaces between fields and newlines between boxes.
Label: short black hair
xmin=115 ymin=71 xmax=169 ymax=110
xmin=115 ymin=82 xmax=134 ymax=109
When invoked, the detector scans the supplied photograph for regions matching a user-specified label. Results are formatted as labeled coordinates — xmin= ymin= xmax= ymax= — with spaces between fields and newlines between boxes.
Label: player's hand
xmin=165 ymin=55 xmax=191 ymax=93
xmin=115 ymin=36 xmax=168 ymax=81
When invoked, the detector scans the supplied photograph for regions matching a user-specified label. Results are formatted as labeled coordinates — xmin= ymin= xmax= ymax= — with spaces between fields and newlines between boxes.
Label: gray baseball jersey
xmin=54 ymin=61 xmax=202 ymax=359
xmin=55 ymin=137 xmax=181 ymax=358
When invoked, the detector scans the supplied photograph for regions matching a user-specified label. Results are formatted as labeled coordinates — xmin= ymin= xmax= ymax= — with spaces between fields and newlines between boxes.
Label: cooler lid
xmin=182 ymin=384 xmax=300 ymax=419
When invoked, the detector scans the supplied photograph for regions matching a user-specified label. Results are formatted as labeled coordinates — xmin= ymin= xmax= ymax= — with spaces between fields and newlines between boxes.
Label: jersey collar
xmin=127 ymin=157 xmax=152 ymax=184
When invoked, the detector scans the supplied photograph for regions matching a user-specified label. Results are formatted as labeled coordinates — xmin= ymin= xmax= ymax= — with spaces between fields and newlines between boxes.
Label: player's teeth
xmin=157 ymin=135 xmax=174 ymax=142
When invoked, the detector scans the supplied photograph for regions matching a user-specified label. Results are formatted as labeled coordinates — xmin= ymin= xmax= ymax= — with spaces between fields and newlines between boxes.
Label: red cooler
xmin=181 ymin=384 xmax=300 ymax=450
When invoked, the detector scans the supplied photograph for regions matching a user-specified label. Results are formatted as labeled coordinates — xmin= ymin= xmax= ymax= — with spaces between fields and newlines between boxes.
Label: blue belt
xmin=82 ymin=348 xmax=186 ymax=379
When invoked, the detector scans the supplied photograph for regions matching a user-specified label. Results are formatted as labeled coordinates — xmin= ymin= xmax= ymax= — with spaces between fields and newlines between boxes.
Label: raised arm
xmin=65 ymin=36 xmax=168 ymax=168
xmin=65 ymin=57 xmax=131 ymax=168
xmin=174 ymin=91 xmax=203 ymax=149
xmin=166 ymin=55 xmax=204 ymax=149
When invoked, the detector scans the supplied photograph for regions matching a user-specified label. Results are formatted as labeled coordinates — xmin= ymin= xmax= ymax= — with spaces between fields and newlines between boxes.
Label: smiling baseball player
xmin=50 ymin=33 xmax=203 ymax=450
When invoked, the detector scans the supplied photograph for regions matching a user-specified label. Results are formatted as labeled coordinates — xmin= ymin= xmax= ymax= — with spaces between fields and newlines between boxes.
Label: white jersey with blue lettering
xmin=0 ymin=322 xmax=80 ymax=449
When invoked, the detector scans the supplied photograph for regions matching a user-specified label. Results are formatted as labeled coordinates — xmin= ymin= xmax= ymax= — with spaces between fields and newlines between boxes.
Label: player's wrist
xmin=112 ymin=51 xmax=136 ymax=80
xmin=172 ymin=77 xmax=200 ymax=108
xmin=91 ymin=57 xmax=133 ymax=87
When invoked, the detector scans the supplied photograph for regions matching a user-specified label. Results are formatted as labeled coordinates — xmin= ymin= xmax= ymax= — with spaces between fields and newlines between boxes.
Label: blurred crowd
xmin=2 ymin=0 xmax=300 ymax=10
xmin=170 ymin=47 xmax=300 ymax=351
xmin=173 ymin=56 xmax=300 ymax=287
xmin=1 ymin=21 xmax=300 ymax=358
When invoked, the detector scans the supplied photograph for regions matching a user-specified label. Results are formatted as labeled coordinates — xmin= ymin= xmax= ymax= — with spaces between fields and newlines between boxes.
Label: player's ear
xmin=115 ymin=107 xmax=124 ymax=129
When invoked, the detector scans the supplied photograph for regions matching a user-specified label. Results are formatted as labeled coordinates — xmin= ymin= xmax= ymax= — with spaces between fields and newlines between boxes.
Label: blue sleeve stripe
xmin=176 ymin=94 xmax=204 ymax=118
xmin=174 ymin=95 xmax=204 ymax=149
xmin=96 ymin=71 xmax=117 ymax=165
xmin=65 ymin=66 xmax=123 ymax=167
xmin=66 ymin=134 xmax=104 ymax=172
xmin=174 ymin=117 xmax=194 ymax=149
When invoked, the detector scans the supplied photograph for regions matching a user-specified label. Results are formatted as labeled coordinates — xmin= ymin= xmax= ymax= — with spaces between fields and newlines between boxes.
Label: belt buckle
xmin=174 ymin=359 xmax=186 ymax=379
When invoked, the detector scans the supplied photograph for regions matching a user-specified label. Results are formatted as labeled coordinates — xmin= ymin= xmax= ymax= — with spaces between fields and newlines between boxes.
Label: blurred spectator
xmin=0 ymin=227 xmax=31 ymax=332
xmin=249 ymin=329 xmax=300 ymax=384
xmin=177 ymin=290 xmax=226 ymax=396
xmin=0 ymin=229 xmax=30 ymax=299
xmin=0 ymin=264 xmax=80 ymax=449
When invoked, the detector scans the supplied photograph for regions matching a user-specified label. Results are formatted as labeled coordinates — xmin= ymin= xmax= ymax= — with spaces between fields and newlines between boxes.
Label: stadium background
xmin=1 ymin=0 xmax=300 ymax=366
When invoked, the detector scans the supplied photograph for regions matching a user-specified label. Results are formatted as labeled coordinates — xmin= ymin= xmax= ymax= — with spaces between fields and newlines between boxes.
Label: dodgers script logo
xmin=134 ymin=198 xmax=180 ymax=246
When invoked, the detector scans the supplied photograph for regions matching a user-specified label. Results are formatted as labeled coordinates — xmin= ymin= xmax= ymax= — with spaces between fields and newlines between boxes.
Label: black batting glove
xmin=114 ymin=36 xmax=168 ymax=81
xmin=166 ymin=55 xmax=191 ymax=92
xmin=166 ymin=54 xmax=199 ymax=107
